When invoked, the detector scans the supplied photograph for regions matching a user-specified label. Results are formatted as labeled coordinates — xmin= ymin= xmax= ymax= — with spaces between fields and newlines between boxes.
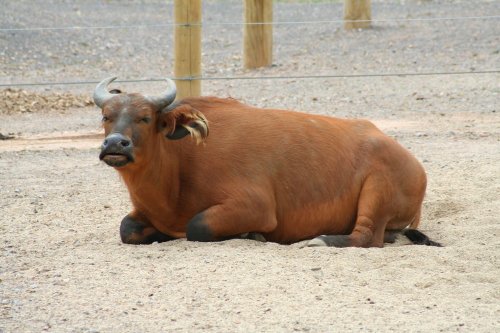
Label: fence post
xmin=174 ymin=0 xmax=202 ymax=99
xmin=243 ymin=0 xmax=273 ymax=69
xmin=344 ymin=0 xmax=371 ymax=30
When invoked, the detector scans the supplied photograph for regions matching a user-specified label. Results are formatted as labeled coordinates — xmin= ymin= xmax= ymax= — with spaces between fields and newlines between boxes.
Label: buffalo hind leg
xmin=307 ymin=226 xmax=443 ymax=248
xmin=383 ymin=231 xmax=398 ymax=244
xmin=307 ymin=175 xmax=390 ymax=248
xmin=403 ymin=229 xmax=442 ymax=247
xmin=120 ymin=213 xmax=176 ymax=244
xmin=307 ymin=215 xmax=386 ymax=248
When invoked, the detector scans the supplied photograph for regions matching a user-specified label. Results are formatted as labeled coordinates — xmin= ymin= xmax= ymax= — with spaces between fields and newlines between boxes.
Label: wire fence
xmin=1 ymin=11 xmax=499 ymax=88
xmin=1 ymin=70 xmax=499 ymax=88
xmin=2 ymin=15 xmax=500 ymax=32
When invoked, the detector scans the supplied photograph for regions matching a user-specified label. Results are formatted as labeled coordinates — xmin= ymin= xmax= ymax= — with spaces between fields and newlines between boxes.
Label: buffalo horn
xmin=93 ymin=77 xmax=177 ymax=110
xmin=147 ymin=78 xmax=177 ymax=110
xmin=93 ymin=76 xmax=118 ymax=108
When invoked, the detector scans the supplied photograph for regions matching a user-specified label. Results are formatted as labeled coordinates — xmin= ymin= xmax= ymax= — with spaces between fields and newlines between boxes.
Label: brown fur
xmin=100 ymin=96 xmax=428 ymax=247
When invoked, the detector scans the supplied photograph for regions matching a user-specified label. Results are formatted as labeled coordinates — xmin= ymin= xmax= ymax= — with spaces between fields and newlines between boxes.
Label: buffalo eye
xmin=138 ymin=117 xmax=151 ymax=124
xmin=102 ymin=116 xmax=111 ymax=123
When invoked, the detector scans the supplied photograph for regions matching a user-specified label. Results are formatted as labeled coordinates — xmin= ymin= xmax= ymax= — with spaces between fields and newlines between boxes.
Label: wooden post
xmin=174 ymin=0 xmax=202 ymax=99
xmin=344 ymin=0 xmax=371 ymax=30
xmin=243 ymin=0 xmax=273 ymax=69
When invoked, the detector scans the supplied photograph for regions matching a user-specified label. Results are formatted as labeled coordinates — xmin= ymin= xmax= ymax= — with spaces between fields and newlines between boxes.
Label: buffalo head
xmin=93 ymin=77 xmax=207 ymax=169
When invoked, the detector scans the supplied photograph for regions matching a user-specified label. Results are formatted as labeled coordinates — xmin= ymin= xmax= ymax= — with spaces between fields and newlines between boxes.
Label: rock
xmin=0 ymin=133 xmax=15 ymax=140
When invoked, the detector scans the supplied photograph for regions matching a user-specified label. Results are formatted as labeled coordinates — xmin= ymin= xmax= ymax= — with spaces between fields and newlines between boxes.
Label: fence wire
xmin=1 ymin=70 xmax=498 ymax=88
xmin=1 ymin=15 xmax=499 ymax=32
xmin=1 ymin=11 xmax=499 ymax=88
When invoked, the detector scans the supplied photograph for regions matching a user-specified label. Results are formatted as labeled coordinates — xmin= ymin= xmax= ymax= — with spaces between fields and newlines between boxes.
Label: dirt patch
xmin=0 ymin=131 xmax=103 ymax=152
xmin=0 ymin=88 xmax=93 ymax=114
xmin=1 ymin=1 xmax=499 ymax=333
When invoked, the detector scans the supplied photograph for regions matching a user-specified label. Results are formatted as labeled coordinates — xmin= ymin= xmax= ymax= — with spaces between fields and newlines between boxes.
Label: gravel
xmin=1 ymin=1 xmax=499 ymax=332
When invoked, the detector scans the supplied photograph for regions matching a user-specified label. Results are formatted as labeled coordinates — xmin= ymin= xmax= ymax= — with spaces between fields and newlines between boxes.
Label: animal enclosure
xmin=0 ymin=1 xmax=499 ymax=332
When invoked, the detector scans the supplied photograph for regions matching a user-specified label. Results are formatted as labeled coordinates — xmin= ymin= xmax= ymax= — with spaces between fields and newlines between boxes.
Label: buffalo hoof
xmin=306 ymin=235 xmax=351 ymax=248
xmin=120 ymin=215 xmax=175 ymax=244
xmin=240 ymin=232 xmax=267 ymax=242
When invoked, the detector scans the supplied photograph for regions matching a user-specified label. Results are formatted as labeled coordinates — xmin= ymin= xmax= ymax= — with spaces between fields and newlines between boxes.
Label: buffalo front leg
xmin=186 ymin=194 xmax=277 ymax=242
xmin=120 ymin=212 xmax=176 ymax=244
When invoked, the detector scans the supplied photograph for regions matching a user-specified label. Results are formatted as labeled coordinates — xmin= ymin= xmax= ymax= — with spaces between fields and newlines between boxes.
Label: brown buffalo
xmin=94 ymin=77 xmax=440 ymax=247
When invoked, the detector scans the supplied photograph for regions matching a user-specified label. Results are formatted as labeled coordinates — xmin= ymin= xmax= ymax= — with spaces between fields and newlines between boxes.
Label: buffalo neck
xmin=117 ymin=135 xmax=181 ymax=216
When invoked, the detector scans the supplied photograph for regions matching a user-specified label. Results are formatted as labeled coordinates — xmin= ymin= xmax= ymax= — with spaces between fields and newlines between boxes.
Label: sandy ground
xmin=1 ymin=1 xmax=499 ymax=332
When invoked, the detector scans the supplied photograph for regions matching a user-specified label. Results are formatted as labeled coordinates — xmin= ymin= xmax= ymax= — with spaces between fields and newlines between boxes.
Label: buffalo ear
xmin=159 ymin=104 xmax=209 ymax=144
xmin=166 ymin=126 xmax=190 ymax=140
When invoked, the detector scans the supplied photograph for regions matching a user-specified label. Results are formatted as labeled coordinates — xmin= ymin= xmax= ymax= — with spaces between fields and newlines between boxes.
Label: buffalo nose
xmin=102 ymin=133 xmax=132 ymax=150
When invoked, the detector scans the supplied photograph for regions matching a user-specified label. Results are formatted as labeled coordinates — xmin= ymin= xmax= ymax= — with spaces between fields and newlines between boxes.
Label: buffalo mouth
xmin=99 ymin=152 xmax=134 ymax=167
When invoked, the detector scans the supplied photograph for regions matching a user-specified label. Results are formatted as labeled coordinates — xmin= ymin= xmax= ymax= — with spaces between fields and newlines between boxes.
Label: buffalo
xmin=94 ymin=77 xmax=440 ymax=247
